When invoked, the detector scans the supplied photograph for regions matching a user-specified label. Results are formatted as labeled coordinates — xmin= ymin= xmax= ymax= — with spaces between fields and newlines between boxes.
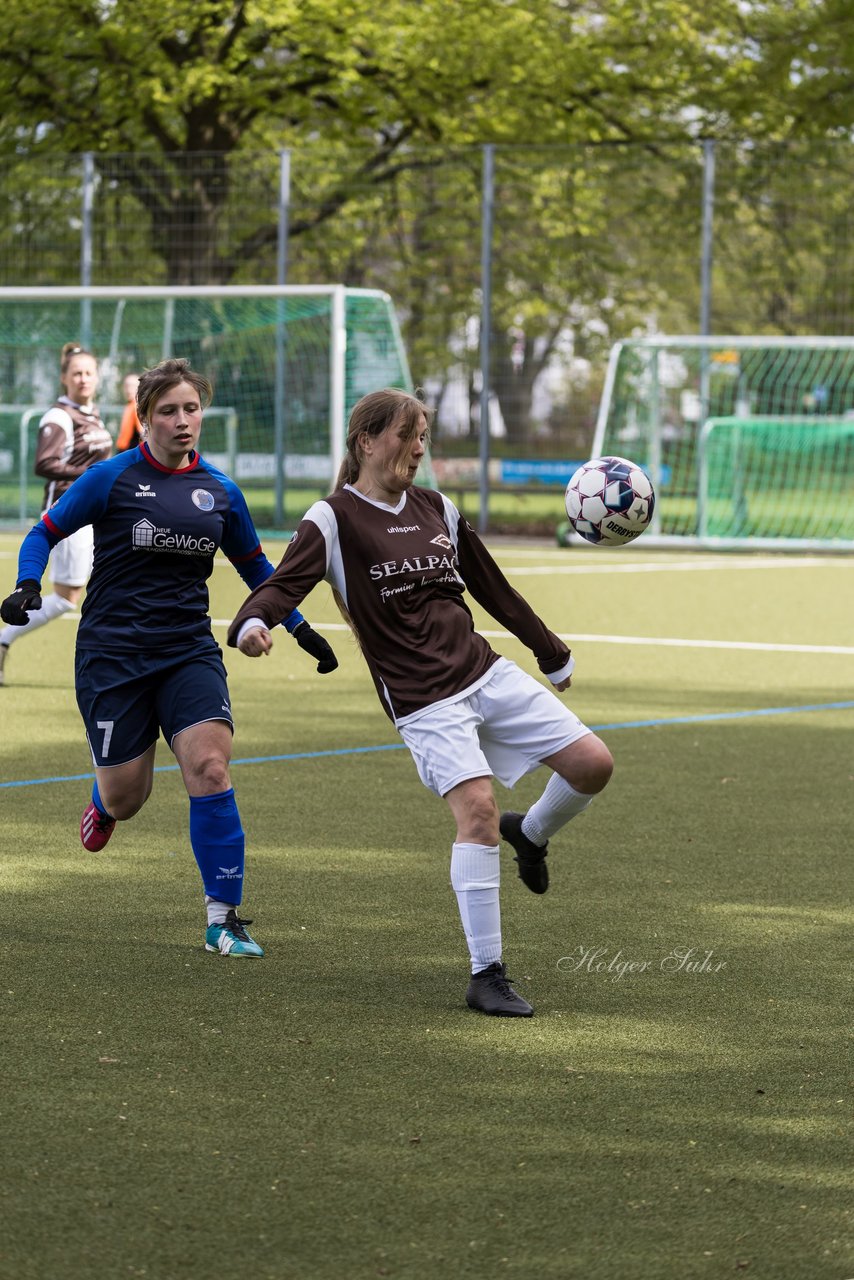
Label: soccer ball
xmin=564 ymin=456 xmax=655 ymax=546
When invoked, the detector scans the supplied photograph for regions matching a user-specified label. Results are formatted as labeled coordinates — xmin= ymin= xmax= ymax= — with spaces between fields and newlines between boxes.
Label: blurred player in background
xmin=1 ymin=357 xmax=338 ymax=958
xmin=228 ymin=388 xmax=613 ymax=1016
xmin=0 ymin=342 xmax=113 ymax=686
xmin=116 ymin=371 xmax=144 ymax=451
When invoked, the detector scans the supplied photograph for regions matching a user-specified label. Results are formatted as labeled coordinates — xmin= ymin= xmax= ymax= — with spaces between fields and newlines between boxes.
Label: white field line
xmin=545 ymin=633 xmax=853 ymax=656
xmin=197 ymin=618 xmax=854 ymax=657
xmin=502 ymin=556 xmax=851 ymax=576
xmin=55 ymin=612 xmax=852 ymax=655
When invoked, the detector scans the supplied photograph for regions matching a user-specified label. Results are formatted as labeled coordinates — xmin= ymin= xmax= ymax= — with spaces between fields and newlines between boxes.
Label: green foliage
xmin=0 ymin=0 xmax=852 ymax=435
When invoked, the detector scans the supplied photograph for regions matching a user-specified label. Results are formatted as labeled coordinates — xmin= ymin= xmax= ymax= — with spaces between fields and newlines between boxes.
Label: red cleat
xmin=80 ymin=801 xmax=116 ymax=852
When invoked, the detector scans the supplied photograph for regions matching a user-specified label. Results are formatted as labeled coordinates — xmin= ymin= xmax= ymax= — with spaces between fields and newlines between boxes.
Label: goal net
xmin=593 ymin=336 xmax=854 ymax=549
xmin=0 ymin=285 xmax=424 ymax=529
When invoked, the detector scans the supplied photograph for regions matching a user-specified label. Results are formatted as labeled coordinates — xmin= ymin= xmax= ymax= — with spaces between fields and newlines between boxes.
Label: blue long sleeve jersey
xmin=15 ymin=443 xmax=304 ymax=652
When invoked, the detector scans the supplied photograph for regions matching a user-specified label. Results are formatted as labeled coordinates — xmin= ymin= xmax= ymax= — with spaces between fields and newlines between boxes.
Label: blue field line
xmin=2 ymin=700 xmax=852 ymax=791
xmin=591 ymin=700 xmax=854 ymax=731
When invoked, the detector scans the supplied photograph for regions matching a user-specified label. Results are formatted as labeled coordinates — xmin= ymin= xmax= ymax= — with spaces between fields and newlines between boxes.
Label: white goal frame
xmin=593 ymin=335 xmax=854 ymax=551
xmin=0 ymin=284 xmax=414 ymax=512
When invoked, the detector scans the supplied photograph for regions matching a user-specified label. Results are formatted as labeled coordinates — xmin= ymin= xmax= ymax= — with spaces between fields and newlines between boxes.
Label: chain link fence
xmin=1 ymin=140 xmax=851 ymax=529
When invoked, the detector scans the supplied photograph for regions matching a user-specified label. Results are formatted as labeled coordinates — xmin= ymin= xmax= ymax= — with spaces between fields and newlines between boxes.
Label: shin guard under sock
xmin=522 ymin=774 xmax=594 ymax=847
xmin=189 ymin=788 xmax=245 ymax=905
xmin=450 ymin=842 xmax=502 ymax=974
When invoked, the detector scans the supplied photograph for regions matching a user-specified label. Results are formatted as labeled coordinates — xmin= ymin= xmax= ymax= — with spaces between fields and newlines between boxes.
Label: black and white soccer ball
xmin=564 ymin=456 xmax=655 ymax=546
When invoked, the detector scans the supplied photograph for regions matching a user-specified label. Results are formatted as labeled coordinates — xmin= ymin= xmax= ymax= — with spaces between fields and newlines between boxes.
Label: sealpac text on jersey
xmin=369 ymin=553 xmax=456 ymax=580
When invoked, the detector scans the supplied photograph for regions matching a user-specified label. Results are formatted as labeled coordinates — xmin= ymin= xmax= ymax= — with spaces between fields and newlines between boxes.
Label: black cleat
xmin=500 ymin=811 xmax=549 ymax=894
xmin=466 ymin=962 xmax=534 ymax=1017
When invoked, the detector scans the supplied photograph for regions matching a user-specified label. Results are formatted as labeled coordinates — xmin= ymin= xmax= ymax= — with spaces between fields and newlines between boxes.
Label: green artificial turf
xmin=0 ymin=536 xmax=851 ymax=1280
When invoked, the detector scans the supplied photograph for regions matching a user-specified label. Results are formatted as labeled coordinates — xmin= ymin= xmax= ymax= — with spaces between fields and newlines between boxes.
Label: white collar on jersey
xmin=344 ymin=483 xmax=409 ymax=514
xmin=58 ymin=394 xmax=96 ymax=414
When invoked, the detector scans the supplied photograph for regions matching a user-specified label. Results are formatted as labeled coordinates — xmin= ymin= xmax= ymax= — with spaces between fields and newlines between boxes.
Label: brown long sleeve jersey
xmin=227 ymin=485 xmax=572 ymax=725
xmin=34 ymin=397 xmax=113 ymax=508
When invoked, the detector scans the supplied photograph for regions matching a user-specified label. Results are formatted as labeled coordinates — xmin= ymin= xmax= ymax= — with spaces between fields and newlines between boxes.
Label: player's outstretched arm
xmin=0 ymin=517 xmax=63 ymax=624
xmin=453 ymin=509 xmax=572 ymax=680
xmin=228 ymin=516 xmax=329 ymax=652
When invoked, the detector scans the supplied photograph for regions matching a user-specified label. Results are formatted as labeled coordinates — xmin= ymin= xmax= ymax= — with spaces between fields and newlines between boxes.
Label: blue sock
xmin=92 ymin=780 xmax=114 ymax=821
xmin=189 ymin=788 xmax=245 ymax=905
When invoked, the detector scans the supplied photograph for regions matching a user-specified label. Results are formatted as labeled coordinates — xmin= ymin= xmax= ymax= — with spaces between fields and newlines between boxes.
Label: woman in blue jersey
xmin=1 ymin=357 xmax=338 ymax=959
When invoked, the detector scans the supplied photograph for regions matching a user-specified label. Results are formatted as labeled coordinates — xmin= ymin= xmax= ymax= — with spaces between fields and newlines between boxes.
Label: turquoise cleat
xmin=205 ymin=909 xmax=264 ymax=958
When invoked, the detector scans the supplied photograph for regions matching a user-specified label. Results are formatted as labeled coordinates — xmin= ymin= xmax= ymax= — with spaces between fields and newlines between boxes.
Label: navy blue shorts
xmin=75 ymin=644 xmax=234 ymax=768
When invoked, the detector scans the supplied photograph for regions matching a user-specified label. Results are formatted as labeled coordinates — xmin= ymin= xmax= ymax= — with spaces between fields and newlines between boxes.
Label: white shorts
xmin=48 ymin=524 xmax=94 ymax=588
xmin=398 ymin=658 xmax=591 ymax=797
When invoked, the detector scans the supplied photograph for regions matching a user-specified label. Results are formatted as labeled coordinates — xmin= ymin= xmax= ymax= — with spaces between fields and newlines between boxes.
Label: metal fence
xmin=1 ymin=140 xmax=851 ymax=520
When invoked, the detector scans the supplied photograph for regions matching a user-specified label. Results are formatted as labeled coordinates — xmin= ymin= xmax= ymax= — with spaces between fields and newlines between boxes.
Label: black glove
xmin=1 ymin=579 xmax=42 ymax=626
xmin=292 ymin=620 xmax=339 ymax=674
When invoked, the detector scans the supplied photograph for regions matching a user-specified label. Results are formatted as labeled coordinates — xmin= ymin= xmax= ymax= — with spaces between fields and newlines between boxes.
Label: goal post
xmin=0 ymin=285 xmax=426 ymax=529
xmin=593 ymin=336 xmax=854 ymax=550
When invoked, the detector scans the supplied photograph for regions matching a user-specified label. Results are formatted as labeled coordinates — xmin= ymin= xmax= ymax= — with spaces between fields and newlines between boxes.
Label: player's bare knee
xmin=191 ymin=754 xmax=231 ymax=795
xmin=458 ymin=791 xmax=500 ymax=845
xmin=556 ymin=734 xmax=614 ymax=795
xmin=579 ymin=737 xmax=613 ymax=793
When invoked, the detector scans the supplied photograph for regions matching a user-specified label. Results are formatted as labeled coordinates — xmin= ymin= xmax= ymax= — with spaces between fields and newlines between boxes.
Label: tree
xmin=1 ymin=0 xmax=852 ymax=442
xmin=3 ymin=0 xmax=848 ymax=282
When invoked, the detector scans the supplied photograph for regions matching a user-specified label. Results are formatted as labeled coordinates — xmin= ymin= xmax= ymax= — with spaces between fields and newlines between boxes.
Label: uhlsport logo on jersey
xmin=191 ymin=488 xmax=215 ymax=512
xmin=132 ymin=517 xmax=216 ymax=555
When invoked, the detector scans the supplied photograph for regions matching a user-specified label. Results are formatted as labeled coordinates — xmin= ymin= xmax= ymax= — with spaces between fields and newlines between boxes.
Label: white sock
xmin=205 ymin=896 xmax=233 ymax=926
xmin=450 ymin=843 xmax=502 ymax=975
xmin=522 ymin=774 xmax=594 ymax=847
xmin=0 ymin=593 xmax=74 ymax=647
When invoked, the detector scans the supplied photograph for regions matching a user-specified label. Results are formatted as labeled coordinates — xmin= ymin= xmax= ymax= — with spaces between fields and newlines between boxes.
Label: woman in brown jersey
xmin=0 ymin=342 xmax=113 ymax=686
xmin=229 ymin=388 xmax=614 ymax=1019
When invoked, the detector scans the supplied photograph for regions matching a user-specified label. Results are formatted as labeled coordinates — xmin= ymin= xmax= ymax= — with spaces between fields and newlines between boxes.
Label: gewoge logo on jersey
xmin=191 ymin=488 xmax=215 ymax=511
xmin=132 ymin=517 xmax=215 ymax=555
xmin=133 ymin=518 xmax=155 ymax=548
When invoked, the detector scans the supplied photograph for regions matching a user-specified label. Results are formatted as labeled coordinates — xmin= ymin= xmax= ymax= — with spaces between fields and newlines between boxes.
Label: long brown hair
xmin=136 ymin=358 xmax=213 ymax=426
xmin=335 ymin=388 xmax=432 ymax=490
